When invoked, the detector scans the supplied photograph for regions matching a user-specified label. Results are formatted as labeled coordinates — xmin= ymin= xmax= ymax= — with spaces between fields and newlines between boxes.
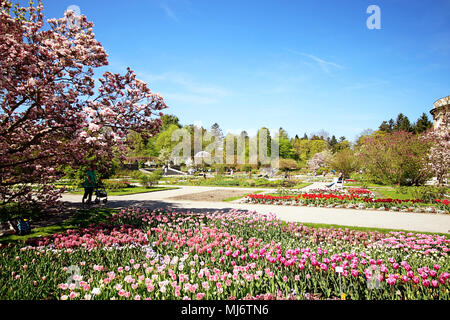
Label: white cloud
xmin=160 ymin=3 xmax=178 ymax=21
xmin=285 ymin=49 xmax=344 ymax=73
xmin=139 ymin=72 xmax=231 ymax=105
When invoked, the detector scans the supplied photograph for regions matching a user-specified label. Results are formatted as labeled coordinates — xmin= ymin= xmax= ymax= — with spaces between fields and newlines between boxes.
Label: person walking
xmin=82 ymin=164 xmax=97 ymax=204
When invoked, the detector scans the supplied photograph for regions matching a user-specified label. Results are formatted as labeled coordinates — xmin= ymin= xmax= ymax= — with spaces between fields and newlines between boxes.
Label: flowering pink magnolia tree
xmin=307 ymin=150 xmax=332 ymax=172
xmin=425 ymin=117 xmax=450 ymax=185
xmin=0 ymin=1 xmax=167 ymax=210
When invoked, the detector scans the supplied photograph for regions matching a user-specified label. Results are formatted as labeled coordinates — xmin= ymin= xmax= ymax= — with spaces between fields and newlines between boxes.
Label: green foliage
xmin=292 ymin=139 xmax=327 ymax=164
xmin=158 ymin=148 xmax=172 ymax=165
xmin=164 ymin=176 xmax=286 ymax=188
xmin=316 ymin=167 xmax=329 ymax=176
xmin=155 ymin=124 xmax=181 ymax=154
xmin=137 ymin=170 xmax=163 ymax=188
xmin=358 ymin=131 xmax=432 ymax=186
xmin=409 ymin=186 xmax=448 ymax=203
xmin=379 ymin=112 xmax=433 ymax=135
xmin=327 ymin=149 xmax=359 ymax=179
xmin=414 ymin=113 xmax=433 ymax=134
xmin=102 ymin=180 xmax=131 ymax=191
xmin=0 ymin=202 xmax=43 ymax=223
xmin=278 ymin=158 xmax=298 ymax=172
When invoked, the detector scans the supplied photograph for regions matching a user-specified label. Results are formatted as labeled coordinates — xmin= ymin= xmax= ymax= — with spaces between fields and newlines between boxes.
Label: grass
xmin=0 ymin=208 xmax=119 ymax=244
xmin=70 ymin=186 xmax=178 ymax=196
xmin=292 ymin=182 xmax=313 ymax=189
xmin=373 ymin=188 xmax=415 ymax=200
xmin=344 ymin=182 xmax=390 ymax=188
xmin=289 ymin=221 xmax=450 ymax=238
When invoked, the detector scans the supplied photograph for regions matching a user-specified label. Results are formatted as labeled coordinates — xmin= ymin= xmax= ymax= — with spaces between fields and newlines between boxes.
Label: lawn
xmin=295 ymin=221 xmax=450 ymax=238
xmin=0 ymin=208 xmax=118 ymax=244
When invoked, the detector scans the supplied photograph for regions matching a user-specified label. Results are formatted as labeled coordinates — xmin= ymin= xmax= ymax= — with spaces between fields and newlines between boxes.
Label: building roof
xmin=430 ymin=95 xmax=450 ymax=116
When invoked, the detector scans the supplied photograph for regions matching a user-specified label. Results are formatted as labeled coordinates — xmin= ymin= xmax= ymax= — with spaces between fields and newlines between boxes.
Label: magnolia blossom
xmin=0 ymin=1 xmax=167 ymax=210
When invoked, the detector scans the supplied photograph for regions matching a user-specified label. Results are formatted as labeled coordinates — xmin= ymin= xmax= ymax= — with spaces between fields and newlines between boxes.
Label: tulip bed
xmin=0 ymin=208 xmax=449 ymax=300
xmin=243 ymin=189 xmax=450 ymax=214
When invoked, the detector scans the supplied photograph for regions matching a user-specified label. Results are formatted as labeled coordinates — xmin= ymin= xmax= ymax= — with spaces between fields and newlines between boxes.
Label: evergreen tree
xmin=160 ymin=114 xmax=181 ymax=131
xmin=414 ymin=113 xmax=433 ymax=134
xmin=379 ymin=119 xmax=394 ymax=133
xmin=210 ymin=123 xmax=224 ymax=143
xmin=328 ymin=135 xmax=338 ymax=152
xmin=394 ymin=113 xmax=412 ymax=132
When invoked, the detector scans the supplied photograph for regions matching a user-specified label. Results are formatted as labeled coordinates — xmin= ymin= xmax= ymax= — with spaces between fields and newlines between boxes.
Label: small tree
xmin=158 ymin=148 xmax=172 ymax=166
xmin=358 ymin=131 xmax=432 ymax=186
xmin=138 ymin=169 xmax=163 ymax=188
xmin=278 ymin=158 xmax=298 ymax=179
xmin=0 ymin=1 xmax=167 ymax=211
xmin=327 ymin=149 xmax=359 ymax=179
xmin=307 ymin=150 xmax=332 ymax=172
xmin=424 ymin=117 xmax=450 ymax=185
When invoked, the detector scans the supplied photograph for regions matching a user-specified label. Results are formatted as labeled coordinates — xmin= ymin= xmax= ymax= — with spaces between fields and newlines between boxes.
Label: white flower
xmin=92 ymin=287 xmax=101 ymax=295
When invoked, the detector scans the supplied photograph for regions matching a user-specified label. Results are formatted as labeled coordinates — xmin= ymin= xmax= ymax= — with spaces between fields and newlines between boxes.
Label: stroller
xmin=94 ymin=182 xmax=108 ymax=204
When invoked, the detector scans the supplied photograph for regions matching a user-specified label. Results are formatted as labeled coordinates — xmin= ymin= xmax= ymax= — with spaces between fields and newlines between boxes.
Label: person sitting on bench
xmin=327 ymin=172 xmax=343 ymax=188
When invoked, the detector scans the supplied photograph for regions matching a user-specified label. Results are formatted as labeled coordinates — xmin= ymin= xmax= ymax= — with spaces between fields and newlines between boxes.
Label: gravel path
xmin=60 ymin=185 xmax=450 ymax=234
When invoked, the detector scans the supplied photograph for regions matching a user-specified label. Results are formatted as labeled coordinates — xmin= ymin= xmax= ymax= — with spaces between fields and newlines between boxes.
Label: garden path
xmin=60 ymin=185 xmax=450 ymax=234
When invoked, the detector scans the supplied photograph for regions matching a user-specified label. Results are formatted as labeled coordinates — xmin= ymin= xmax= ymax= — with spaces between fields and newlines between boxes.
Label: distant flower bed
xmin=1 ymin=208 xmax=449 ymax=300
xmin=102 ymin=180 xmax=133 ymax=190
xmin=243 ymin=192 xmax=449 ymax=214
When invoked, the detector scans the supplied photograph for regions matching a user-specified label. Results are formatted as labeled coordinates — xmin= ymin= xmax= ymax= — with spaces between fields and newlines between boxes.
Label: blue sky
xmin=42 ymin=0 xmax=450 ymax=141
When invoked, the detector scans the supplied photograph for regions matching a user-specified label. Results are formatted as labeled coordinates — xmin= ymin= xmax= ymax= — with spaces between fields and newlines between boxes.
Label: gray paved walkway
xmin=62 ymin=185 xmax=450 ymax=234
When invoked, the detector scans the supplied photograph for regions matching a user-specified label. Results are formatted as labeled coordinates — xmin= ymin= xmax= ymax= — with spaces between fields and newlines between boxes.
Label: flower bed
xmin=242 ymin=191 xmax=449 ymax=214
xmin=0 ymin=208 xmax=449 ymax=300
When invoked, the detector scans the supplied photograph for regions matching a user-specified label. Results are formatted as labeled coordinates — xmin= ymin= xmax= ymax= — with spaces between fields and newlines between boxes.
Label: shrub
xmin=138 ymin=170 xmax=163 ymax=188
xmin=358 ymin=131 xmax=432 ymax=186
xmin=102 ymin=180 xmax=131 ymax=190
xmin=316 ymin=167 xmax=329 ymax=176
xmin=327 ymin=149 xmax=359 ymax=179
xmin=409 ymin=186 xmax=449 ymax=203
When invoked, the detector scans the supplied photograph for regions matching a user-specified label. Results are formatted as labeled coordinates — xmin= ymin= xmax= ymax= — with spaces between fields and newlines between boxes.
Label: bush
xmin=316 ymin=167 xmax=329 ymax=176
xmin=358 ymin=131 xmax=432 ymax=186
xmin=0 ymin=202 xmax=43 ymax=223
xmin=102 ymin=180 xmax=131 ymax=190
xmin=409 ymin=186 xmax=449 ymax=203
xmin=138 ymin=170 xmax=163 ymax=188
xmin=327 ymin=149 xmax=359 ymax=179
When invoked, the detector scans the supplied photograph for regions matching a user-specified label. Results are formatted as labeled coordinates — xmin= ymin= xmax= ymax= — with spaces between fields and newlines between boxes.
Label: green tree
xmin=414 ymin=112 xmax=433 ymax=134
xmin=257 ymin=127 xmax=272 ymax=164
xmin=276 ymin=128 xmax=296 ymax=159
xmin=358 ymin=131 xmax=432 ymax=185
xmin=327 ymin=148 xmax=359 ymax=179
xmin=393 ymin=113 xmax=413 ymax=132
xmin=160 ymin=114 xmax=181 ymax=131
xmin=155 ymin=124 xmax=181 ymax=154
xmin=158 ymin=148 xmax=172 ymax=165
xmin=278 ymin=158 xmax=298 ymax=179
xmin=328 ymin=135 xmax=338 ymax=152
xmin=379 ymin=120 xmax=394 ymax=133
xmin=292 ymin=139 xmax=327 ymax=165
